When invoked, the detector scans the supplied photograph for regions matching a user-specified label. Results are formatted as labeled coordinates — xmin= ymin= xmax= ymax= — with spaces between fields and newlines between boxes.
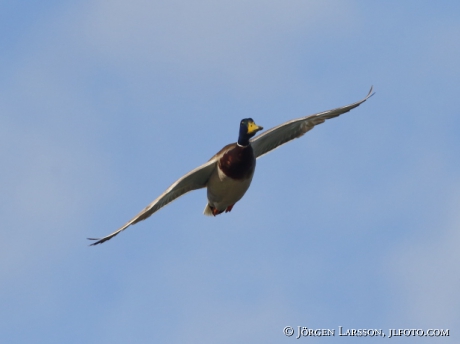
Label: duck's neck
xmin=237 ymin=129 xmax=251 ymax=147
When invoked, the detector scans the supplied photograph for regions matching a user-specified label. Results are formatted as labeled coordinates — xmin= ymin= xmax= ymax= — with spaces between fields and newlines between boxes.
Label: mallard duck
xmin=89 ymin=87 xmax=374 ymax=245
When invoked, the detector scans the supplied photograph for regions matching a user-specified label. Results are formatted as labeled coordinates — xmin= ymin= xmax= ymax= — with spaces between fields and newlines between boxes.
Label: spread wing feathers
xmin=251 ymin=87 xmax=374 ymax=158
xmin=88 ymin=159 xmax=217 ymax=245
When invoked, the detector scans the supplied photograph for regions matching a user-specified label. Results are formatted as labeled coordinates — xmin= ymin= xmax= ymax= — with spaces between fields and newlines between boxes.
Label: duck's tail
xmin=203 ymin=204 xmax=214 ymax=216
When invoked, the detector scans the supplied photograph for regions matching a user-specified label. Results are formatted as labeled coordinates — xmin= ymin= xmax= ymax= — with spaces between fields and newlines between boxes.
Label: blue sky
xmin=1 ymin=1 xmax=459 ymax=343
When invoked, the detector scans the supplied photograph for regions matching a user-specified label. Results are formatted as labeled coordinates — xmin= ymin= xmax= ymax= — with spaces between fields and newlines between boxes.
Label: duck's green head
xmin=238 ymin=118 xmax=263 ymax=146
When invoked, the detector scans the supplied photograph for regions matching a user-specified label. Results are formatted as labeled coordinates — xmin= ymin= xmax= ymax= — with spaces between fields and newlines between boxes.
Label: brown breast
xmin=218 ymin=144 xmax=256 ymax=180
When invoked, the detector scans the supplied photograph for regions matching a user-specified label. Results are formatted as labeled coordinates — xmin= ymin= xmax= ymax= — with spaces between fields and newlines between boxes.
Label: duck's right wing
xmin=88 ymin=159 xmax=217 ymax=245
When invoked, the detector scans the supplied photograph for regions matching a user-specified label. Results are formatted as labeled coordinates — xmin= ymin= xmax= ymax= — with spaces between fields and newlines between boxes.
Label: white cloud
xmin=79 ymin=0 xmax=357 ymax=94
xmin=387 ymin=186 xmax=460 ymax=328
xmin=0 ymin=44 xmax=116 ymax=280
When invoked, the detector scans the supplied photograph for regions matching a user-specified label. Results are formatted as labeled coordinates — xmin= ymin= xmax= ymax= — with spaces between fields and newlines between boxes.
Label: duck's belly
xmin=207 ymin=166 xmax=254 ymax=211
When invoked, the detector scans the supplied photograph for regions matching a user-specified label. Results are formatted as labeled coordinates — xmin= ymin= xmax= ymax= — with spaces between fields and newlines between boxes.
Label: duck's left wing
xmin=251 ymin=87 xmax=374 ymax=158
xmin=88 ymin=159 xmax=217 ymax=245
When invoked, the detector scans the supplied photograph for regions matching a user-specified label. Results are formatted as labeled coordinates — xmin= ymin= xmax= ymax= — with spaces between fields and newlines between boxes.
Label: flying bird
xmin=89 ymin=87 xmax=374 ymax=245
